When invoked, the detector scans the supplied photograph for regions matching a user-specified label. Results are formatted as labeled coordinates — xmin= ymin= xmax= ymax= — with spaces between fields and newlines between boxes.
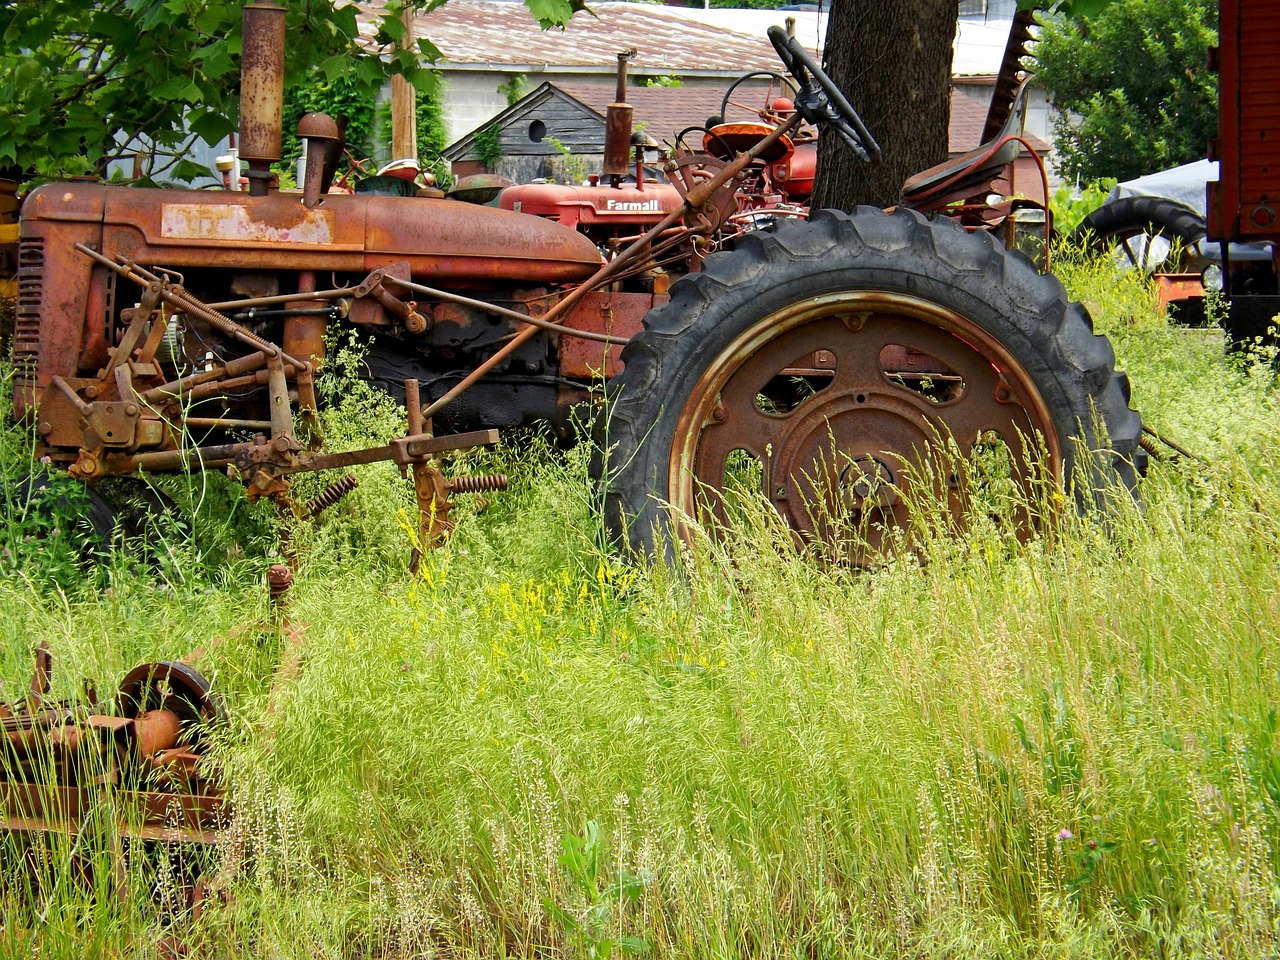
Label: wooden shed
xmin=442 ymin=80 xmax=757 ymax=184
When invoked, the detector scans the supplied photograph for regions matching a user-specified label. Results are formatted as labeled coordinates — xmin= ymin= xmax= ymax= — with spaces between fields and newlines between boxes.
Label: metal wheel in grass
xmin=597 ymin=207 xmax=1145 ymax=564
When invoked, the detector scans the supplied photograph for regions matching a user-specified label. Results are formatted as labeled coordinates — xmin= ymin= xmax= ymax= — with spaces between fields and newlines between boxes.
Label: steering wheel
xmin=766 ymin=26 xmax=881 ymax=164
xmin=717 ymin=71 xmax=800 ymax=127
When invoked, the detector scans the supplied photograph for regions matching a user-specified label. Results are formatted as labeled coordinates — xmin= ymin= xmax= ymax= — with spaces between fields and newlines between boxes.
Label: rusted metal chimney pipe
xmin=239 ymin=0 xmax=287 ymax=196
xmin=603 ymin=50 xmax=636 ymax=182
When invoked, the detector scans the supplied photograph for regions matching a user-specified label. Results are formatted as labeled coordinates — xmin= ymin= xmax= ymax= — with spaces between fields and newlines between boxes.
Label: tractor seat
xmin=900 ymin=77 xmax=1032 ymax=209
xmin=703 ymin=122 xmax=795 ymax=165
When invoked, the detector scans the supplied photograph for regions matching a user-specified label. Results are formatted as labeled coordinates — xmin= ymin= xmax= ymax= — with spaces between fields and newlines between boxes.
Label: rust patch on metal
xmin=161 ymin=203 xmax=335 ymax=244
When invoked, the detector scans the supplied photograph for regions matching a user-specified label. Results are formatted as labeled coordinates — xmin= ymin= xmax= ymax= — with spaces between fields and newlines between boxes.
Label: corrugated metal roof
xmin=361 ymin=0 xmax=783 ymax=74
xmin=557 ymin=79 xmax=791 ymax=143
xmin=359 ymin=2 xmax=1015 ymax=77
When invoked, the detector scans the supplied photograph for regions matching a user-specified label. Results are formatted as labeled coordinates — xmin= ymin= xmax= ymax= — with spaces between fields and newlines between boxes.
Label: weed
xmin=544 ymin=819 xmax=650 ymax=959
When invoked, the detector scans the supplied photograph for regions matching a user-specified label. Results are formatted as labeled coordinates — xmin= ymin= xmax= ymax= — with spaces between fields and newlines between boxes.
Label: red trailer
xmin=1207 ymin=0 xmax=1280 ymax=340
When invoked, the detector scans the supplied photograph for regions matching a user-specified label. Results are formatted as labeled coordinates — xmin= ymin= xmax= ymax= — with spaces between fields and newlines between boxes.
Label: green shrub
xmin=1034 ymin=0 xmax=1218 ymax=182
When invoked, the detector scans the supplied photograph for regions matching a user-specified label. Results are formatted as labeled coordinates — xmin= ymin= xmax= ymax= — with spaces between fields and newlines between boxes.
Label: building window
xmin=528 ymin=120 xmax=546 ymax=143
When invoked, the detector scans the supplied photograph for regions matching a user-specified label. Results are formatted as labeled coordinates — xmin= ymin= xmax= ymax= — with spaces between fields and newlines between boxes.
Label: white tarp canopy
xmin=1107 ymin=159 xmax=1216 ymax=216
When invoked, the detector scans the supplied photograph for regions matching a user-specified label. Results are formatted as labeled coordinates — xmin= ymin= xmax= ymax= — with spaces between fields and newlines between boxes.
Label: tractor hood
xmin=22 ymin=182 xmax=604 ymax=286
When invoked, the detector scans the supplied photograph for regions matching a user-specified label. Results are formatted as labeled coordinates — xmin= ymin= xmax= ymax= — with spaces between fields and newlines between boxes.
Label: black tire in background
xmin=598 ymin=207 xmax=1145 ymax=562
xmin=1072 ymin=195 xmax=1209 ymax=275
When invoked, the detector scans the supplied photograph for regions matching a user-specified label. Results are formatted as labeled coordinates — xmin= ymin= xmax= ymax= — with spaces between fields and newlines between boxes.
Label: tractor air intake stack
xmin=239 ymin=0 xmax=286 ymax=196
xmin=603 ymin=50 xmax=636 ymax=185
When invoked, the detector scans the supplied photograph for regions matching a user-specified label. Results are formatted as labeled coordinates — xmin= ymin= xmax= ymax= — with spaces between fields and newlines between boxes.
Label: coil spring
xmin=447 ymin=473 xmax=508 ymax=494
xmin=305 ymin=473 xmax=358 ymax=517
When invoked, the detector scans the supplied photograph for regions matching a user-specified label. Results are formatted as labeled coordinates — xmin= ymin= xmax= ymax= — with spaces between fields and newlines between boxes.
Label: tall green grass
xmin=2 ymin=260 xmax=1279 ymax=958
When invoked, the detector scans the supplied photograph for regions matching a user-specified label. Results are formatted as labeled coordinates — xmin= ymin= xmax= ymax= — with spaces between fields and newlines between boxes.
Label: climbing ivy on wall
xmin=280 ymin=74 xmax=380 ymax=175
xmin=473 ymin=125 xmax=504 ymax=170
xmin=498 ymin=74 xmax=528 ymax=106
xmin=280 ymin=73 xmax=450 ymax=184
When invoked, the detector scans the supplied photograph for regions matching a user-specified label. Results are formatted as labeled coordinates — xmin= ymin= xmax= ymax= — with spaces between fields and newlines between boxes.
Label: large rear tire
xmin=598 ymin=207 xmax=1144 ymax=562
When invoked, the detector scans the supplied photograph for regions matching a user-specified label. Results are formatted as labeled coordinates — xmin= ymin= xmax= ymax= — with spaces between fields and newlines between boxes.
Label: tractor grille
xmin=12 ymin=237 xmax=44 ymax=394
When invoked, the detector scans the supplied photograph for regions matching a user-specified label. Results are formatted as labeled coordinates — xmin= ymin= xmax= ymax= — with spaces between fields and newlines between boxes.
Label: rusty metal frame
xmin=32 ymin=110 xmax=801 ymax=530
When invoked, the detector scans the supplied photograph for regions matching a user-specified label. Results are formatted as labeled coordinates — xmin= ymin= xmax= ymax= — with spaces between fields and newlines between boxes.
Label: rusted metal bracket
xmin=2 ymin=648 xmax=226 ymax=848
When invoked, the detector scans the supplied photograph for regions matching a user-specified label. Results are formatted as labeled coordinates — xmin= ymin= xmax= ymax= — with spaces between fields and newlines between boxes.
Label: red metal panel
xmin=1237 ymin=0 xmax=1280 ymax=235
xmin=25 ymin=182 xmax=602 ymax=286
xmin=500 ymin=182 xmax=684 ymax=228
xmin=1209 ymin=0 xmax=1280 ymax=242
xmin=14 ymin=217 xmax=100 ymax=402
xmin=557 ymin=290 xmax=665 ymax=379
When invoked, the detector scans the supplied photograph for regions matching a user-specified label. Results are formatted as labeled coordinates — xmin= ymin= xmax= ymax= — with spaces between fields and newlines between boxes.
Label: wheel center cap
xmin=839 ymin=454 xmax=897 ymax=509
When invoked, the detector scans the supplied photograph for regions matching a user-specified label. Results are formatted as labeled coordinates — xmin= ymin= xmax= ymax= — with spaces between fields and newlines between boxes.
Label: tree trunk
xmin=811 ymin=0 xmax=958 ymax=210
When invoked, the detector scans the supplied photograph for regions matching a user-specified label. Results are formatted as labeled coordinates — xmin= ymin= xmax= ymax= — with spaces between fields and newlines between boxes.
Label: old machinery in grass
xmin=1071 ymin=0 xmax=1279 ymax=344
xmin=10 ymin=1 xmax=1142 ymax=564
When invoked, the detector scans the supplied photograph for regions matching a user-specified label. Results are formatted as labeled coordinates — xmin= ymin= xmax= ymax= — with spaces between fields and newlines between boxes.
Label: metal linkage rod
xmin=73 ymin=244 xmax=310 ymax=372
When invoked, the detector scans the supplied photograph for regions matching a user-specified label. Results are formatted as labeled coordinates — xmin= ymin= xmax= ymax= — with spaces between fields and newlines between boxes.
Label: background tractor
xmin=1070 ymin=0 xmax=1279 ymax=345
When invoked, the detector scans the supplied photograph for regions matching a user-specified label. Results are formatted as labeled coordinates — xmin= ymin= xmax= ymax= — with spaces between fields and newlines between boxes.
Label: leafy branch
xmin=0 ymin=0 xmax=584 ymax=182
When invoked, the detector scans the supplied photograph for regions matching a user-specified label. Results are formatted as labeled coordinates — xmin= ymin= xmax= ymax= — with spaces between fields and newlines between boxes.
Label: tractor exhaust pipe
xmin=603 ymin=50 xmax=635 ymax=184
xmin=239 ymin=0 xmax=286 ymax=196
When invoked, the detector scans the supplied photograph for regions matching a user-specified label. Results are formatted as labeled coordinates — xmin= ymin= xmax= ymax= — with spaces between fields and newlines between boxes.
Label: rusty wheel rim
xmin=668 ymin=291 xmax=1063 ymax=559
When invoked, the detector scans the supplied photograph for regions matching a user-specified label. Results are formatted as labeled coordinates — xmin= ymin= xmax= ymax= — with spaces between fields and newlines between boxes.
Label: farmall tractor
xmin=11 ymin=0 xmax=1144 ymax=563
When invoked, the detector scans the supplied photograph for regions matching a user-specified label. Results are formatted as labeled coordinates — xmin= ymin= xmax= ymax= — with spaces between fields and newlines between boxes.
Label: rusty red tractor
xmin=11 ymin=1 xmax=1143 ymax=563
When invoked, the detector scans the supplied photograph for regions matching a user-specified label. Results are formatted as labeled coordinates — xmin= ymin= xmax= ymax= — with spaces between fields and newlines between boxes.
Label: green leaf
xmin=151 ymin=76 xmax=189 ymax=101
xmin=416 ymin=37 xmax=443 ymax=63
xmin=88 ymin=11 xmax=135 ymax=45
xmin=320 ymin=55 xmax=350 ymax=83
xmin=329 ymin=5 xmax=359 ymax=40
xmin=381 ymin=14 xmax=406 ymax=43
xmin=542 ymin=897 xmax=579 ymax=932
xmin=47 ymin=125 xmax=88 ymax=157
xmin=189 ymin=110 xmax=236 ymax=145
xmin=1012 ymin=715 xmax=1039 ymax=757
xmin=586 ymin=902 xmax=610 ymax=929
xmin=524 ymin=0 xmax=574 ymax=29
xmin=619 ymin=935 xmax=649 ymax=954
xmin=616 ymin=869 xmax=647 ymax=900
xmin=193 ymin=40 xmax=235 ymax=79
xmin=172 ymin=158 xmax=215 ymax=183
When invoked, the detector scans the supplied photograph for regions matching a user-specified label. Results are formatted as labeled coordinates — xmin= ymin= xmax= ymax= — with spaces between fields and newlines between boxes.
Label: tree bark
xmin=811 ymin=0 xmax=958 ymax=210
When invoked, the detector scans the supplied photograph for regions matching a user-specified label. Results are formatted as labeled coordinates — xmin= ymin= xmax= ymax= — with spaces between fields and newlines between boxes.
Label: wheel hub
xmin=768 ymin=388 xmax=935 ymax=539
xmin=839 ymin=455 xmax=897 ymax=510
xmin=671 ymin=292 xmax=1062 ymax=560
